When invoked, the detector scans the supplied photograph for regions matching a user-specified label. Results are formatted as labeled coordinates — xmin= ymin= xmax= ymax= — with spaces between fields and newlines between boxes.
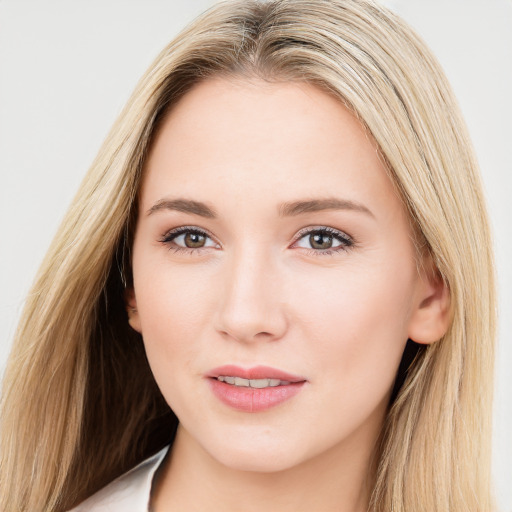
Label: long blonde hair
xmin=0 ymin=1 xmax=495 ymax=510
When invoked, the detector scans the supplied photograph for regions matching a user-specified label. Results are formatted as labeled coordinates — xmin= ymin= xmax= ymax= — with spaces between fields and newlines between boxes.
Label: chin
xmin=211 ymin=444 xmax=302 ymax=473
xmin=209 ymin=427 xmax=321 ymax=473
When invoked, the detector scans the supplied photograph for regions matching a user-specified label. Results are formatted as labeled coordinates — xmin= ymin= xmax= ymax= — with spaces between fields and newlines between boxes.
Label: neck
xmin=151 ymin=424 xmax=380 ymax=512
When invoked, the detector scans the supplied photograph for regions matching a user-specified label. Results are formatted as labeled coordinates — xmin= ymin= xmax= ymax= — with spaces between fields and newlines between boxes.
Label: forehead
xmin=140 ymin=77 xmax=402 ymax=221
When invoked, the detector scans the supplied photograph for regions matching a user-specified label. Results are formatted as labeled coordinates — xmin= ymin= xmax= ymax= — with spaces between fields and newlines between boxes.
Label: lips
xmin=206 ymin=365 xmax=307 ymax=412
xmin=207 ymin=365 xmax=305 ymax=382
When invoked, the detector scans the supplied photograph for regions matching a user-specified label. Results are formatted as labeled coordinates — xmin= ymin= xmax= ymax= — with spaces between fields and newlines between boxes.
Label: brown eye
xmin=309 ymin=233 xmax=333 ymax=250
xmin=294 ymin=227 xmax=353 ymax=253
xmin=184 ymin=232 xmax=206 ymax=248
xmin=162 ymin=228 xmax=217 ymax=251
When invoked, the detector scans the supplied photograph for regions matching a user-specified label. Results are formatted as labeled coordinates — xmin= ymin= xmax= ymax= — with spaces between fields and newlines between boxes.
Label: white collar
xmin=70 ymin=445 xmax=170 ymax=511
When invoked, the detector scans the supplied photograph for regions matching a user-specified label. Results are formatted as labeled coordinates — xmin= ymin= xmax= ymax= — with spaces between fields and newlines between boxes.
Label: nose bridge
xmin=215 ymin=243 xmax=287 ymax=343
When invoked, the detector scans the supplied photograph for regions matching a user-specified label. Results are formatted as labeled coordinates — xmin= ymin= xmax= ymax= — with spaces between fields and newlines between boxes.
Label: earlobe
xmin=407 ymin=267 xmax=451 ymax=345
xmin=124 ymin=287 xmax=142 ymax=333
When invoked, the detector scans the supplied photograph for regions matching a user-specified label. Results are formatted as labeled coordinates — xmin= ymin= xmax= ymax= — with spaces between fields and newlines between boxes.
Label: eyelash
xmin=160 ymin=226 xmax=218 ymax=255
xmin=292 ymin=226 xmax=354 ymax=256
xmin=159 ymin=226 xmax=354 ymax=256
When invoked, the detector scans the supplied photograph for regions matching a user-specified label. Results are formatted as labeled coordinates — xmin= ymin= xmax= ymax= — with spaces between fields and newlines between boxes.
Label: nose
xmin=214 ymin=247 xmax=288 ymax=344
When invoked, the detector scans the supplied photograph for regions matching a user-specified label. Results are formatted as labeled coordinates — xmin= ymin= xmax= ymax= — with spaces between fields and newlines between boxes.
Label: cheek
xmin=132 ymin=254 xmax=217 ymax=391
xmin=290 ymin=255 xmax=416 ymax=395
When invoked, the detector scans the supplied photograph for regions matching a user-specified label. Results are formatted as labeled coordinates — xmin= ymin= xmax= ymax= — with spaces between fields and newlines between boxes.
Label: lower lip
xmin=208 ymin=379 xmax=305 ymax=412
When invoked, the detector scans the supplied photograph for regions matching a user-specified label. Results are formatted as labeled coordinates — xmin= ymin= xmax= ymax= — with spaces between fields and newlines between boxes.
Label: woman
xmin=0 ymin=0 xmax=496 ymax=511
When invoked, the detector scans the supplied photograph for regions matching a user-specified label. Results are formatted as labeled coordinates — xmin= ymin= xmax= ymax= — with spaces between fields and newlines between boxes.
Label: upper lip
xmin=207 ymin=365 xmax=306 ymax=382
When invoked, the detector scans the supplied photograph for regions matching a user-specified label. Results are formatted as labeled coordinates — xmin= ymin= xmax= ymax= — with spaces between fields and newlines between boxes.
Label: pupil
xmin=185 ymin=232 xmax=206 ymax=248
xmin=310 ymin=233 xmax=332 ymax=249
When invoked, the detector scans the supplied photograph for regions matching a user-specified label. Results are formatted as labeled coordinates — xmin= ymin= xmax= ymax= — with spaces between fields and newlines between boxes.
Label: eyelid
xmin=293 ymin=225 xmax=352 ymax=241
xmin=159 ymin=225 xmax=353 ymax=254
xmin=160 ymin=225 xmax=221 ymax=249
xmin=291 ymin=225 xmax=354 ymax=252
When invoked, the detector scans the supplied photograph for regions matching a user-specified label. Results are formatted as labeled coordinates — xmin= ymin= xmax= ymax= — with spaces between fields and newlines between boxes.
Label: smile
xmin=207 ymin=365 xmax=306 ymax=412
xmin=216 ymin=376 xmax=291 ymax=388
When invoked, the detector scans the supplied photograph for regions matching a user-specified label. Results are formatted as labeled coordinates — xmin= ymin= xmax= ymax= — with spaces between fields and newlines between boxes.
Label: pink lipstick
xmin=206 ymin=365 xmax=306 ymax=412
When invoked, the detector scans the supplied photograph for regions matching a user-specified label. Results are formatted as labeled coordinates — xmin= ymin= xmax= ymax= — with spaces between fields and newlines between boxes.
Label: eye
xmin=293 ymin=227 xmax=353 ymax=254
xmin=160 ymin=227 xmax=219 ymax=252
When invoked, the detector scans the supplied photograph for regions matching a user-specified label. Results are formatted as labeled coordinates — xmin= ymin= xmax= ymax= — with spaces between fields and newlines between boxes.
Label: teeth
xmin=217 ymin=376 xmax=291 ymax=388
xmin=250 ymin=379 xmax=269 ymax=389
xmin=234 ymin=377 xmax=249 ymax=387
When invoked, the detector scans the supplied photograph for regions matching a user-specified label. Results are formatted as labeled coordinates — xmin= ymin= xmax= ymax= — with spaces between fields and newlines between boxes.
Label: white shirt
xmin=69 ymin=446 xmax=170 ymax=511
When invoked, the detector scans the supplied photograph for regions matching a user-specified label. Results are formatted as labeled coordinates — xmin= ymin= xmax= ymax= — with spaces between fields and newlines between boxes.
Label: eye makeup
xmin=159 ymin=224 xmax=354 ymax=256
xmin=159 ymin=226 xmax=220 ymax=254
xmin=291 ymin=226 xmax=354 ymax=256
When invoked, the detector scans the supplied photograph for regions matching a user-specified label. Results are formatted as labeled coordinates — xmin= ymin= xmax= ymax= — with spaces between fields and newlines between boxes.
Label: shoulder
xmin=69 ymin=446 xmax=170 ymax=512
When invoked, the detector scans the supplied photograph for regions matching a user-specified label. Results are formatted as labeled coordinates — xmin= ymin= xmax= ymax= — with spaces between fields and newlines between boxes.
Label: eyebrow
xmin=147 ymin=198 xmax=217 ymax=218
xmin=147 ymin=197 xmax=374 ymax=219
xmin=278 ymin=198 xmax=375 ymax=219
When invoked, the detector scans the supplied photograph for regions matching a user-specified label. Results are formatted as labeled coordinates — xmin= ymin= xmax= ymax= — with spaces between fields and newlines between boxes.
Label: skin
xmin=127 ymin=77 xmax=449 ymax=512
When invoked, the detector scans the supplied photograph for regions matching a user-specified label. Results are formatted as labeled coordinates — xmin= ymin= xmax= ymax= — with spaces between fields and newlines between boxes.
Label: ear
xmin=124 ymin=287 xmax=142 ymax=333
xmin=407 ymin=261 xmax=451 ymax=345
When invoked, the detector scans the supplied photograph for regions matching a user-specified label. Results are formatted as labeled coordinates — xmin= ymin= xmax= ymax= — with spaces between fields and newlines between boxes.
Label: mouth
xmin=207 ymin=364 xmax=305 ymax=385
xmin=206 ymin=365 xmax=307 ymax=412
xmin=215 ymin=376 xmax=292 ymax=388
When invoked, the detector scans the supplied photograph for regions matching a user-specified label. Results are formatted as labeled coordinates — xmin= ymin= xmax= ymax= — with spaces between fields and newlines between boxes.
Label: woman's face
xmin=129 ymin=77 xmax=437 ymax=472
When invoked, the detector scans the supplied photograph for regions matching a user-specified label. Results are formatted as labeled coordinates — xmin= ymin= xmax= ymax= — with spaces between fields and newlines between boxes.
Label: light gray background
xmin=1 ymin=0 xmax=510 ymax=509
